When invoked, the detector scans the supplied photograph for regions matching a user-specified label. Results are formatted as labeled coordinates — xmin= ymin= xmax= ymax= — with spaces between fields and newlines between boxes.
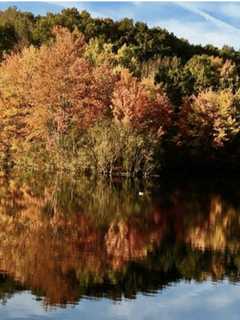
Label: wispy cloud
xmin=1 ymin=2 xmax=240 ymax=49
xmin=151 ymin=2 xmax=240 ymax=48
xmin=178 ymin=2 xmax=240 ymax=35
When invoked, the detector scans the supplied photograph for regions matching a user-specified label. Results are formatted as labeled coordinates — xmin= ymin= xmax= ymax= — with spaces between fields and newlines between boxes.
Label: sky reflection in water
xmin=1 ymin=282 xmax=240 ymax=320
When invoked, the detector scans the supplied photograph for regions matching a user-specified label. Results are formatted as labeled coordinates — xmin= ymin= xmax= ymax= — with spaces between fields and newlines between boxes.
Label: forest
xmin=0 ymin=7 xmax=239 ymax=176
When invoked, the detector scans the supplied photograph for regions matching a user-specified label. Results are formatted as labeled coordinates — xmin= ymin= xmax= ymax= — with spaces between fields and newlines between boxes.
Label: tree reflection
xmin=0 ymin=173 xmax=239 ymax=306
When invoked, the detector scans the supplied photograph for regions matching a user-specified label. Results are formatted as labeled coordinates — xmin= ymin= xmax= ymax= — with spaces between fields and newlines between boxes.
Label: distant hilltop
xmin=0 ymin=5 xmax=239 ymax=65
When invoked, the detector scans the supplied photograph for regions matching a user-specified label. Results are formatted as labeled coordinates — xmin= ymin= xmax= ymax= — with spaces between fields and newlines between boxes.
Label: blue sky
xmin=1 ymin=2 xmax=240 ymax=49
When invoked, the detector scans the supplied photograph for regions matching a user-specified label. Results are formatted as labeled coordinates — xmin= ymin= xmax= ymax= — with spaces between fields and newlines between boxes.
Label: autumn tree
xmin=0 ymin=45 xmax=38 ymax=165
xmin=177 ymin=89 xmax=240 ymax=150
xmin=111 ymin=69 xmax=173 ymax=135
xmin=0 ymin=27 xmax=117 ymax=166
xmin=28 ymin=27 xmax=116 ymax=139
xmin=219 ymin=59 xmax=240 ymax=91
xmin=1 ymin=27 xmax=116 ymax=134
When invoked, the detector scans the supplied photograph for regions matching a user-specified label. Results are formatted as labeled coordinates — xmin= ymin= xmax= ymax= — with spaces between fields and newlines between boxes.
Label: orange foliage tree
xmin=111 ymin=69 xmax=173 ymax=136
xmin=0 ymin=27 xmax=117 ymax=151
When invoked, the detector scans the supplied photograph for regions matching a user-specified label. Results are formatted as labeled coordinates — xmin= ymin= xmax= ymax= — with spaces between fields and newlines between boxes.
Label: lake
xmin=0 ymin=172 xmax=239 ymax=320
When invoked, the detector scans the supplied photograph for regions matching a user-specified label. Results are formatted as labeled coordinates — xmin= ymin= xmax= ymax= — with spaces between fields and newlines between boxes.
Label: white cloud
xmin=218 ymin=3 xmax=240 ymax=19
xmin=154 ymin=17 xmax=240 ymax=49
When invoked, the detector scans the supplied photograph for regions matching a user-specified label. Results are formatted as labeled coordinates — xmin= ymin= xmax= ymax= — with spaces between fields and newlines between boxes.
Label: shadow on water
xmin=0 ymin=170 xmax=239 ymax=306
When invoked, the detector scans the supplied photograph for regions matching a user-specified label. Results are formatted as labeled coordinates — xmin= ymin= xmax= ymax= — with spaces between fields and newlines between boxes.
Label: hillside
xmin=0 ymin=7 xmax=239 ymax=173
xmin=0 ymin=6 xmax=239 ymax=64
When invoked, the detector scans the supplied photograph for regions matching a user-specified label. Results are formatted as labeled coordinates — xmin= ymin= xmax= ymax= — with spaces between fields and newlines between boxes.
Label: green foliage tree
xmin=0 ymin=7 xmax=34 ymax=46
xmin=0 ymin=23 xmax=17 ymax=57
xmin=155 ymin=57 xmax=194 ymax=105
xmin=184 ymin=55 xmax=220 ymax=93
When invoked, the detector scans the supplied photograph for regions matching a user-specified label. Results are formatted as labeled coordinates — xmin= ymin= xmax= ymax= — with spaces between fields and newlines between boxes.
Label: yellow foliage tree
xmin=178 ymin=89 xmax=240 ymax=148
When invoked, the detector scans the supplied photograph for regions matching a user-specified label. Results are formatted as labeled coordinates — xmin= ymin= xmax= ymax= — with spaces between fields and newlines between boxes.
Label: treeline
xmin=1 ymin=7 xmax=240 ymax=63
xmin=0 ymin=7 xmax=239 ymax=175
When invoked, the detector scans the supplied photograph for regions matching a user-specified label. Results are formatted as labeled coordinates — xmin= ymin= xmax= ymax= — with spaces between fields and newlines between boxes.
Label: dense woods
xmin=0 ymin=7 xmax=240 ymax=175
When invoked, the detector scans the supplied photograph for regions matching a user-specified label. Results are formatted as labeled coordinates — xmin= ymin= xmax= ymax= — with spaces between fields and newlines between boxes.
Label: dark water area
xmin=0 ymin=172 xmax=240 ymax=319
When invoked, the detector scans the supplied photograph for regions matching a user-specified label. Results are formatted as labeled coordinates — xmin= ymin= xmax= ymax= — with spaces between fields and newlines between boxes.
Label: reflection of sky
xmin=1 ymin=2 xmax=240 ymax=48
xmin=1 ymin=280 xmax=240 ymax=320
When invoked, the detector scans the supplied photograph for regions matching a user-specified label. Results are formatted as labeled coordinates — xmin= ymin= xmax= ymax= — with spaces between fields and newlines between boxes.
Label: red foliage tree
xmin=111 ymin=70 xmax=173 ymax=136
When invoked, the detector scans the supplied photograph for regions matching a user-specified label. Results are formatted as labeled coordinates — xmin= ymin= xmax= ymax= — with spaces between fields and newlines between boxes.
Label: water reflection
xmin=0 ymin=173 xmax=239 ymax=308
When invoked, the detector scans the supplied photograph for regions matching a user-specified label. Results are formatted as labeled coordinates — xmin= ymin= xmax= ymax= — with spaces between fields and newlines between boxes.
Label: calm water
xmin=0 ymin=173 xmax=240 ymax=319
